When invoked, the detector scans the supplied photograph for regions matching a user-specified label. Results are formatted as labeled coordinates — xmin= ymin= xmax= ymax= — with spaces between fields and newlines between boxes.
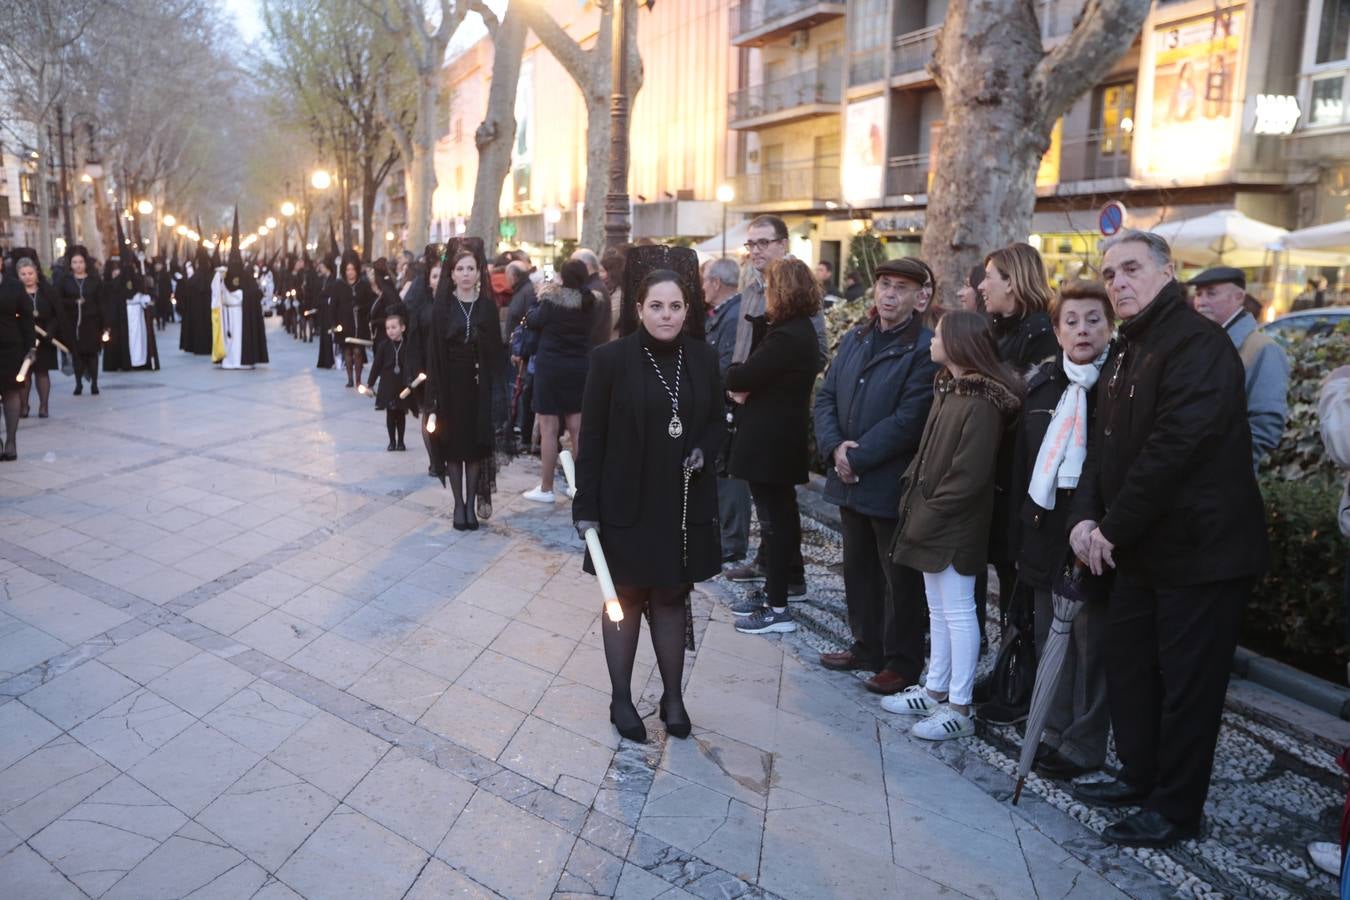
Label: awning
xmin=1274 ymin=219 xmax=1350 ymax=255
xmin=693 ymin=218 xmax=751 ymax=257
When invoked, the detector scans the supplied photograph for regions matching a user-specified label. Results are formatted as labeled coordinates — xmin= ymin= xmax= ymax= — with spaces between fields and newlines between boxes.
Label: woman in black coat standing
xmin=334 ymin=252 xmax=373 ymax=386
xmin=725 ymin=257 xmax=825 ymax=636
xmin=574 ymin=268 xmax=723 ymax=743
xmin=12 ymin=251 xmax=65 ymax=419
xmin=0 ymin=263 xmax=36 ymax=460
xmin=58 ymin=246 xmax=103 ymax=394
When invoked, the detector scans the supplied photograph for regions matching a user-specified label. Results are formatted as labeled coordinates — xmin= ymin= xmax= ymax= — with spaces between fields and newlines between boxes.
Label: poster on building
xmin=511 ymin=56 xmax=534 ymax=202
xmin=1142 ymin=7 xmax=1246 ymax=180
xmin=841 ymin=96 xmax=886 ymax=206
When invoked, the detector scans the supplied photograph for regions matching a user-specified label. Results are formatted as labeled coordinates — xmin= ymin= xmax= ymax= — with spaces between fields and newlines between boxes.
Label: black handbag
xmin=974 ymin=579 xmax=1036 ymax=712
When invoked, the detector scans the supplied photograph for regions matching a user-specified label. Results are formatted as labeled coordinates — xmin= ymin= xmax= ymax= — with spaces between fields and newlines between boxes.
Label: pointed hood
xmin=225 ymin=207 xmax=245 ymax=290
xmin=327 ymin=218 xmax=340 ymax=270
xmin=193 ymin=217 xmax=210 ymax=269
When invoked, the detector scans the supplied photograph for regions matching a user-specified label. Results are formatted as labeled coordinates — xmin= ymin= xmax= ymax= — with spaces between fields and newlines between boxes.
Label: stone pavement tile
xmin=500 ymin=716 xmax=613 ymax=806
xmin=147 ymin=652 xmax=255 ymax=718
xmin=532 ymin=680 xmax=620 ymax=750
xmin=251 ymin=877 xmax=306 ymax=900
xmin=612 ymin=861 xmax=696 ymax=900
xmin=20 ymin=659 xmax=139 ymax=730
xmin=456 ymin=650 xmax=554 ymax=713
xmin=419 ymin=684 xmax=526 ymax=760
xmin=769 ymin=713 xmax=889 ymax=820
xmin=581 ymin=809 xmax=635 ymax=859
xmin=324 ymin=563 xmax=403 ymax=601
xmin=15 ymin=525 xmax=91 ymax=557
xmin=879 ymin=738 xmax=1019 ymax=843
xmin=97 ymin=627 xmax=201 ymax=684
xmin=424 ymin=599 xmax=512 ymax=648
xmin=137 ymin=535 xmax=209 ymax=568
xmin=0 ymin=620 xmax=67 ymax=680
xmin=679 ymin=684 xmax=777 ymax=754
xmin=151 ymin=506 xmax=208 ymax=534
xmin=278 ymin=804 xmax=427 ymax=900
xmin=331 ymin=603 xmax=420 ymax=654
xmin=275 ymin=550 xmax=349 ymax=583
xmin=129 ymin=722 xmax=261 ymax=817
xmin=101 ymin=820 xmax=260 ymax=900
xmin=515 ymin=595 xmax=598 ymax=642
xmin=233 ymin=609 xmax=323 ymax=659
xmin=280 ymin=584 xmax=366 ymax=628
xmin=0 ymin=819 xmax=19 ymax=856
xmin=0 ymin=735 xmax=118 ymax=839
xmin=123 ymin=566 xmax=207 ymax=604
xmin=886 ymin=795 xmax=1040 ymax=898
xmin=0 ymin=844 xmax=86 ymax=899
xmin=698 ymin=618 xmax=788 ymax=670
xmin=436 ymin=789 xmax=576 ymax=900
xmin=489 ymin=620 xmax=578 ymax=674
xmin=370 ymin=581 xmax=454 ymax=623
xmin=346 ymin=748 xmax=476 ymax=853
xmin=197 ymin=759 xmax=340 ymax=872
xmin=219 ymin=529 xmax=284 ymax=562
xmin=285 ymin=631 xmax=384 ymax=689
xmin=455 ymin=577 xmax=535 ymax=619
xmin=203 ymin=680 xmax=320 ymax=755
xmin=0 ymin=563 xmax=55 ymax=599
xmin=759 ymin=800 xmax=905 ymax=899
xmin=1014 ymin=819 xmax=1131 ymax=899
xmin=85 ymin=553 xmax=167 ymax=592
xmin=70 ymin=689 xmax=196 ymax=770
xmin=557 ymin=839 xmax=625 ymax=896
xmin=174 ymin=548 xmax=249 ymax=583
xmin=638 ymin=771 xmax=764 ymax=880
xmin=558 ymin=643 xmax=654 ymax=698
xmin=0 ymin=700 xmax=61 ymax=770
xmin=687 ymin=645 xmax=781 ymax=709
xmin=482 ymin=560 xmax=557 ymax=595
xmin=268 ymin=710 xmax=391 ymax=798
xmin=4 ymin=582 xmax=132 ymax=644
xmin=255 ymin=514 xmax=319 ymax=544
xmin=29 ymin=774 xmax=188 ymax=897
xmin=404 ymin=857 xmax=505 ymax=899
xmin=185 ymin=589 xmax=271 ymax=634
xmin=394 ymin=559 xmax=475 ymax=596
xmin=658 ymin=729 xmax=772 ymax=811
xmin=349 ymin=655 xmax=449 ymax=720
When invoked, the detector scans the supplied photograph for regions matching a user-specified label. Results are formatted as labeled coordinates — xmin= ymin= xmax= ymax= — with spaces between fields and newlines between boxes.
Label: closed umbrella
xmin=1012 ymin=558 xmax=1102 ymax=805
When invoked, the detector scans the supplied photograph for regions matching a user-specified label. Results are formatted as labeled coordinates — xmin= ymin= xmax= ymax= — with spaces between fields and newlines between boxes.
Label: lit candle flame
xmin=425 ymin=413 xmax=436 ymax=434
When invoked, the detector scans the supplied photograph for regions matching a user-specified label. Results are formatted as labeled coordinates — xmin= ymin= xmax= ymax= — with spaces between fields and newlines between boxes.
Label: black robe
xmin=182 ymin=265 xmax=215 ymax=355
xmin=240 ymin=276 xmax=269 ymax=366
xmin=58 ymin=272 xmax=104 ymax=355
xmin=315 ymin=274 xmax=336 ymax=369
xmin=154 ymin=270 xmax=173 ymax=323
xmin=101 ymin=271 xmax=132 ymax=371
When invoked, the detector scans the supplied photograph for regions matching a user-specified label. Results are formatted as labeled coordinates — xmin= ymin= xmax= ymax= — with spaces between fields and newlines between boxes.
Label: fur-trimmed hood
xmin=538 ymin=281 xmax=585 ymax=310
xmin=936 ymin=370 xmax=1022 ymax=417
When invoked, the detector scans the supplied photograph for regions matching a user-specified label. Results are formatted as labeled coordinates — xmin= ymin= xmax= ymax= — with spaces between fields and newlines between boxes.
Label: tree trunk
xmin=922 ymin=0 xmax=1152 ymax=310
xmin=469 ymin=7 xmax=526 ymax=249
xmin=580 ymin=89 xmax=610 ymax=252
xmin=405 ymin=73 xmax=439 ymax=249
xmin=360 ymin=148 xmax=376 ymax=255
xmin=35 ymin=107 xmax=55 ymax=263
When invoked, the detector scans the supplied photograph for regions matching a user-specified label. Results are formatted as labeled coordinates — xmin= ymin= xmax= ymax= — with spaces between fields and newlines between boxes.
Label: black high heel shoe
xmin=452 ymin=501 xmax=468 ymax=531
xmin=659 ymin=697 xmax=691 ymax=739
xmin=610 ymin=701 xmax=647 ymax=743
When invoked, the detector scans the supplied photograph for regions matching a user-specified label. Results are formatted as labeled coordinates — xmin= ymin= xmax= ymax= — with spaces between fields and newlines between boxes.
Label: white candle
xmin=399 ymin=372 xmax=427 ymax=399
xmin=425 ymin=413 xmax=437 ymax=434
xmin=558 ymin=449 xmax=577 ymax=494
xmin=15 ymin=357 xmax=32 ymax=383
xmin=584 ymin=528 xmax=623 ymax=622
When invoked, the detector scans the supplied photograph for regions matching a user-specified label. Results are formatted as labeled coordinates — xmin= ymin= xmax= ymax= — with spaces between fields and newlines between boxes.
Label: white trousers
xmin=922 ymin=565 xmax=980 ymax=707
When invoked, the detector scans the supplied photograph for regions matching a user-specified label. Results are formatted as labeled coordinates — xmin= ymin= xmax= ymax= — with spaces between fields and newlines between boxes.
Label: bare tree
xmin=517 ymin=0 xmax=644 ymax=251
xmin=922 ymin=0 xmax=1152 ymax=307
xmin=467 ymin=4 xmax=525 ymax=249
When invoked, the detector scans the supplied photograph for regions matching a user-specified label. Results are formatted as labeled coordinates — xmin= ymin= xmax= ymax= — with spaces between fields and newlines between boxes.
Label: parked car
xmin=1260 ymin=307 xmax=1350 ymax=345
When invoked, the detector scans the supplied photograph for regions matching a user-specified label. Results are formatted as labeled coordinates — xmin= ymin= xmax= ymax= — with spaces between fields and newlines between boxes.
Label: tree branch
xmin=1032 ymin=0 xmax=1151 ymax=132
xmin=519 ymin=4 xmax=592 ymax=85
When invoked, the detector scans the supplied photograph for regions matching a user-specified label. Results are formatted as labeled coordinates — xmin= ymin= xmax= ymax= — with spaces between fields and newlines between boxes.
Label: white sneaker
xmin=1308 ymin=841 xmax=1341 ymax=877
xmin=565 ymin=486 xmax=577 ymax=500
xmin=911 ymin=707 xmax=974 ymax=741
xmin=880 ymin=685 xmax=941 ymax=717
xmin=522 ymin=486 xmax=555 ymax=504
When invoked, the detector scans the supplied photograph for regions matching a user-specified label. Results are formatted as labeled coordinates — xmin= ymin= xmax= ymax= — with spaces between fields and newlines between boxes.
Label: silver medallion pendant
xmin=668 ymin=415 xmax=684 ymax=439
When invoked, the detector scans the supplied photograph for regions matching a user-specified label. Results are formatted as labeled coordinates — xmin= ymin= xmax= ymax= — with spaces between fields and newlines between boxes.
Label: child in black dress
xmin=366 ymin=306 xmax=415 ymax=451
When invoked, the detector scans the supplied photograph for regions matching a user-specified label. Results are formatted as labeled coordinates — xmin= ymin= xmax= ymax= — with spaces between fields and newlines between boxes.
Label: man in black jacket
xmin=813 ymin=257 xmax=937 ymax=694
xmin=1068 ymin=229 xmax=1269 ymax=848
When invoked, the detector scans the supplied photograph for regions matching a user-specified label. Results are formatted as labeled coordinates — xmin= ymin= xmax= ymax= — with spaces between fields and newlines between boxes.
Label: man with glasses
xmin=723 ymin=215 xmax=822 ymax=593
xmin=1067 ymin=229 xmax=1268 ymax=848
xmin=814 ymin=258 xmax=937 ymax=694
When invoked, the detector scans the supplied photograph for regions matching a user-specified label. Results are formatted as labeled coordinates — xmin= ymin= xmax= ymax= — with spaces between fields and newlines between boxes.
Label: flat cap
xmin=1188 ymin=266 xmax=1245 ymax=289
xmin=874 ymin=257 xmax=934 ymax=287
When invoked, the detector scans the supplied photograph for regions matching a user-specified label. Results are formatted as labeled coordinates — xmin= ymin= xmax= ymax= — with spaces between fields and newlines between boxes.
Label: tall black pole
xmin=603 ymin=0 xmax=631 ymax=251
xmin=55 ymin=105 xmax=73 ymax=246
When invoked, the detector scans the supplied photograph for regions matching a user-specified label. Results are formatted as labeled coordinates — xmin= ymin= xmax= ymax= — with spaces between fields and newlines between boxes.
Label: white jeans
xmin=923 ymin=565 xmax=979 ymax=707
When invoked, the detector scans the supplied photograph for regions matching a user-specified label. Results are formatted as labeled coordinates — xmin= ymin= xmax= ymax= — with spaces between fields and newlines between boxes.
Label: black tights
xmin=447 ymin=459 xmax=482 ymax=526
xmin=1 ymin=387 xmax=19 ymax=451
xmin=74 ymin=353 xmax=99 ymax=391
xmin=344 ymin=347 xmax=364 ymax=386
xmin=385 ymin=409 xmax=406 ymax=446
xmin=20 ymin=372 xmax=50 ymax=415
xmin=604 ymin=585 xmax=689 ymax=720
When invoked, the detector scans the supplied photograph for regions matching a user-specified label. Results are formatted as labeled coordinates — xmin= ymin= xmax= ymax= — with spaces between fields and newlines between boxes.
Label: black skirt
xmin=532 ymin=356 xmax=588 ymax=416
xmin=436 ymin=343 xmax=490 ymax=462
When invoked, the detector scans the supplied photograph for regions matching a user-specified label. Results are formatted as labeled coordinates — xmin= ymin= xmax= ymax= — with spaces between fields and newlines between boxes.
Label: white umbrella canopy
xmin=1148 ymin=209 xmax=1289 ymax=267
xmin=1274 ymin=219 xmax=1350 ymax=254
xmin=693 ymin=218 xmax=751 ymax=257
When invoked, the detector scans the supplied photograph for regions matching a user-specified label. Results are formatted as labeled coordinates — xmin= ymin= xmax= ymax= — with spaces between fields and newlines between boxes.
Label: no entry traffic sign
xmin=1099 ymin=201 xmax=1127 ymax=236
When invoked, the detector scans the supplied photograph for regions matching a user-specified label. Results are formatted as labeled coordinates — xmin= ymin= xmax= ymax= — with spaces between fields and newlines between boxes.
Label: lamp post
xmin=603 ymin=0 xmax=632 ymax=251
xmin=715 ymin=184 xmax=735 ymax=258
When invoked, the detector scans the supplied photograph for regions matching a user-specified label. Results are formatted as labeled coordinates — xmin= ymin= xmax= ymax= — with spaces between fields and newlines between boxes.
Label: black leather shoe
xmin=1072 ymin=779 xmax=1148 ymax=808
xmin=1101 ymin=809 xmax=1201 ymax=848
xmin=659 ymin=697 xmax=691 ymax=739
xmin=1035 ymin=747 xmax=1094 ymax=781
xmin=610 ymin=701 xmax=647 ymax=743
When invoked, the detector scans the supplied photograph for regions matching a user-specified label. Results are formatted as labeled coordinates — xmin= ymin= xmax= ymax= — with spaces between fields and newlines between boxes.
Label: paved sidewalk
xmin=2 ymin=323 xmax=1147 ymax=899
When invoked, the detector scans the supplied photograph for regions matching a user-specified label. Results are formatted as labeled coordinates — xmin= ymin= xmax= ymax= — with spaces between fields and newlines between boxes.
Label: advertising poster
xmin=1143 ymin=7 xmax=1246 ymax=180
xmin=841 ymin=96 xmax=886 ymax=206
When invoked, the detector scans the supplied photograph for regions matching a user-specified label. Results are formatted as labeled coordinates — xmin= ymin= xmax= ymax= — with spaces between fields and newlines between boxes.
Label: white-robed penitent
xmin=127 ymin=293 xmax=153 ymax=367
xmin=211 ymin=268 xmax=250 ymax=369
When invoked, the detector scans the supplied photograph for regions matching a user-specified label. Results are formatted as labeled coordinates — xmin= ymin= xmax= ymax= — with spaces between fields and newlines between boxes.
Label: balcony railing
xmin=892 ymin=26 xmax=939 ymax=78
xmin=733 ymin=160 xmax=840 ymax=205
xmin=886 ymin=154 xmax=930 ymax=198
xmin=850 ymin=48 xmax=885 ymax=86
xmin=1056 ymin=131 xmax=1131 ymax=182
xmin=729 ymin=63 xmax=843 ymax=126
xmin=731 ymin=0 xmax=847 ymax=46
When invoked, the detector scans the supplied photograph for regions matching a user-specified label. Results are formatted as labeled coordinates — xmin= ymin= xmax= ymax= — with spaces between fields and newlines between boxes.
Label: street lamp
xmin=310 ymin=169 xmax=332 ymax=190
xmin=265 ymin=216 xmax=277 ymax=229
xmin=162 ymin=214 xmax=176 ymax=227
xmin=136 ymin=199 xmax=154 ymax=216
xmin=280 ymin=201 xmax=296 ymax=217
xmin=715 ymin=184 xmax=735 ymax=258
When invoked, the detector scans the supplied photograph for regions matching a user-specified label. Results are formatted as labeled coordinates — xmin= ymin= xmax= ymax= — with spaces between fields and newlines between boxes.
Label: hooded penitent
xmin=226 ymin=207 xmax=245 ymax=293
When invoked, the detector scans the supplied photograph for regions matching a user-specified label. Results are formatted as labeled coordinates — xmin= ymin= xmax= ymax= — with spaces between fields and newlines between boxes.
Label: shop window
xmin=19 ymin=173 xmax=35 ymax=216
xmin=1312 ymin=74 xmax=1346 ymax=125
xmin=1317 ymin=0 xmax=1350 ymax=64
xmin=1097 ymin=82 xmax=1135 ymax=157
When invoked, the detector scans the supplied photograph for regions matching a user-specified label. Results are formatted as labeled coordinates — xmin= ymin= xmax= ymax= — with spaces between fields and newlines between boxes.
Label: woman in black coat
xmin=334 ymin=254 xmax=373 ymax=386
xmin=522 ymin=260 xmax=593 ymax=502
xmin=724 ymin=257 xmax=824 ymax=635
xmin=574 ymin=268 xmax=723 ymax=744
xmin=58 ymin=247 xmax=103 ymax=394
xmin=12 ymin=251 xmax=65 ymax=418
xmin=0 ymin=265 xmax=36 ymax=460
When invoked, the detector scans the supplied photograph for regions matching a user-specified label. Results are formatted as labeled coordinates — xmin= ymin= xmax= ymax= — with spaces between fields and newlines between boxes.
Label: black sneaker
xmin=735 ymin=607 xmax=797 ymax=634
xmin=723 ymin=562 xmax=766 ymax=583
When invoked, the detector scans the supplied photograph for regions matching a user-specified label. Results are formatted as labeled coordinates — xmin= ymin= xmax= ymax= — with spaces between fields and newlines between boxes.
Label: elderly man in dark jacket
xmin=1068 ymin=229 xmax=1269 ymax=848
xmin=813 ymin=257 xmax=938 ymax=694
xmin=704 ymin=257 xmax=749 ymax=564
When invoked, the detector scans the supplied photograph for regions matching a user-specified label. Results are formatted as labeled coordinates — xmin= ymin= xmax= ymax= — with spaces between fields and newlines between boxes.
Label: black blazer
xmin=575 ymin=332 xmax=723 ymax=529
xmin=725 ymin=314 xmax=823 ymax=485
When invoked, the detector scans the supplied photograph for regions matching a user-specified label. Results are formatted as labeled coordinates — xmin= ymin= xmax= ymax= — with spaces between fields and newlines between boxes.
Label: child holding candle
xmin=366 ymin=306 xmax=414 ymax=451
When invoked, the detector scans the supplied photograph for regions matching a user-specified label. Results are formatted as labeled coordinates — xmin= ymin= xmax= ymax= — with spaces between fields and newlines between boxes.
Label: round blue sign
xmin=1099 ymin=201 xmax=1126 ymax=236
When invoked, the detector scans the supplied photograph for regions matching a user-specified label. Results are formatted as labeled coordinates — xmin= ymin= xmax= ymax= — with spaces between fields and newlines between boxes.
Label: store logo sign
xmin=1252 ymin=94 xmax=1301 ymax=135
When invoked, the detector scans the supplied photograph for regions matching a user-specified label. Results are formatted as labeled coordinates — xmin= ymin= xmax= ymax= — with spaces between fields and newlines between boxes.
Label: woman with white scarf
xmin=1010 ymin=280 xmax=1114 ymax=781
